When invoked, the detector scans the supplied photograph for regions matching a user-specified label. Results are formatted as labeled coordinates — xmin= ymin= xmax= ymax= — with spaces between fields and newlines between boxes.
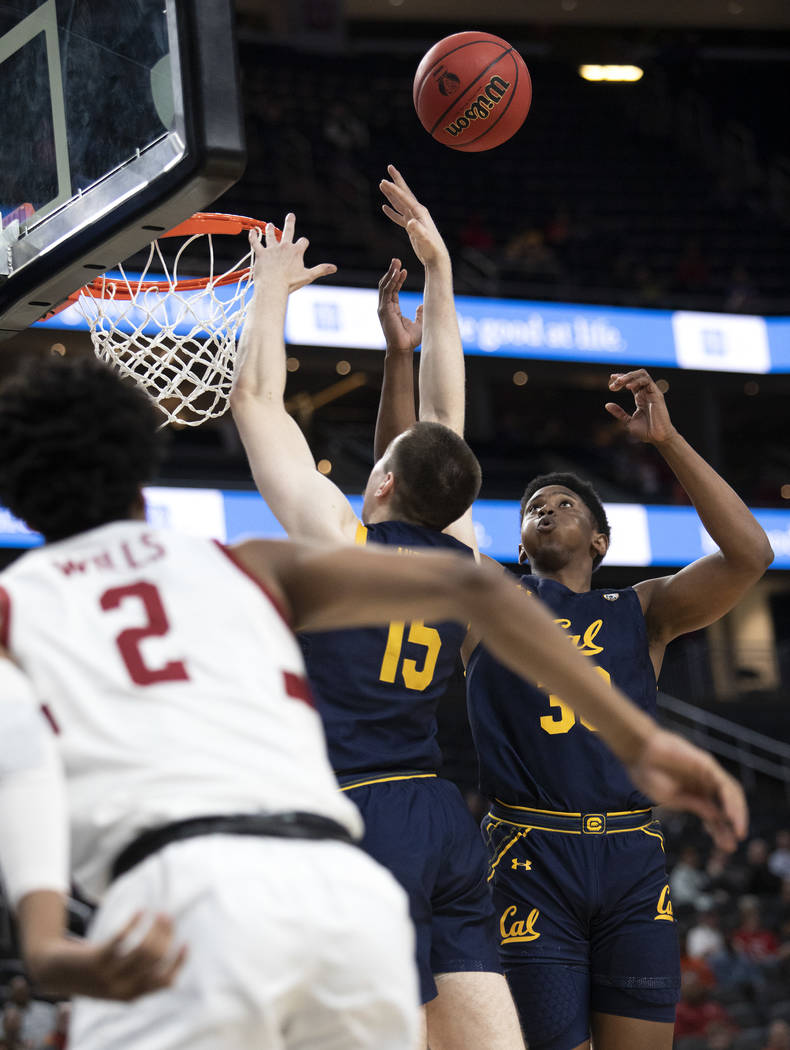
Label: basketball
xmin=413 ymin=31 xmax=532 ymax=152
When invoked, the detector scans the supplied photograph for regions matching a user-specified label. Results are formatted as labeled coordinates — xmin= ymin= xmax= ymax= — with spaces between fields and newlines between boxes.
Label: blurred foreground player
xmin=0 ymin=654 xmax=182 ymax=1002
xmin=0 ymin=358 xmax=746 ymax=1050
xmin=373 ymin=173 xmax=770 ymax=1050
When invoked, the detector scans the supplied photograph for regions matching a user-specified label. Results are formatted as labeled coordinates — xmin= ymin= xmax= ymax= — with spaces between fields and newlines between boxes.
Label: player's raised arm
xmin=230 ymin=214 xmax=359 ymax=544
xmin=379 ymin=166 xmax=477 ymax=549
xmin=379 ymin=165 xmax=465 ymax=436
xmin=373 ymin=258 xmax=420 ymax=460
xmin=233 ymin=537 xmax=747 ymax=851
xmin=606 ymin=370 xmax=774 ymax=651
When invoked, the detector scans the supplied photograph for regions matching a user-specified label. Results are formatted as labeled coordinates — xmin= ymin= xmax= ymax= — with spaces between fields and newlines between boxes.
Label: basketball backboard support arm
xmin=0 ymin=0 xmax=246 ymax=339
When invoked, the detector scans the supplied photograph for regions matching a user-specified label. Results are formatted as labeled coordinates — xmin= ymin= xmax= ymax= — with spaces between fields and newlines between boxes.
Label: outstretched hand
xmin=249 ymin=213 xmax=337 ymax=294
xmin=379 ymin=165 xmax=449 ymax=268
xmin=627 ymin=729 xmax=747 ymax=852
xmin=31 ymin=912 xmax=186 ymax=1001
xmin=377 ymin=258 xmax=423 ymax=354
xmin=605 ymin=369 xmax=677 ymax=445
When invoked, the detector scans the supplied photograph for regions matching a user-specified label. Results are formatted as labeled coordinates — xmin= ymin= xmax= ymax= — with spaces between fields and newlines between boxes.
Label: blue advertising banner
xmin=3 ymin=490 xmax=790 ymax=569
xmin=36 ymin=283 xmax=790 ymax=373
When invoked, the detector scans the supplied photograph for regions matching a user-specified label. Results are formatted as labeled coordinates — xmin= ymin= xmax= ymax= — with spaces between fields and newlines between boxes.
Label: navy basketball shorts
xmin=339 ymin=772 xmax=502 ymax=1003
xmin=482 ymin=810 xmax=680 ymax=1050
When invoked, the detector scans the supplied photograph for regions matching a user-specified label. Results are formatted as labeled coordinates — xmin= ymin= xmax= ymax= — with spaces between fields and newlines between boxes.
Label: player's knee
xmin=505 ymin=964 xmax=589 ymax=1050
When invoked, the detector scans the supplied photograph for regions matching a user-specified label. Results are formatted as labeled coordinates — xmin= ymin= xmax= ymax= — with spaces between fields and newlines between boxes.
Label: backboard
xmin=0 ymin=0 xmax=245 ymax=338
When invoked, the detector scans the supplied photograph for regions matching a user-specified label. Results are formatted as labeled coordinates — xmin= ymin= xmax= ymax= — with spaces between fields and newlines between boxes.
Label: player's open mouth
xmin=536 ymin=519 xmax=555 ymax=532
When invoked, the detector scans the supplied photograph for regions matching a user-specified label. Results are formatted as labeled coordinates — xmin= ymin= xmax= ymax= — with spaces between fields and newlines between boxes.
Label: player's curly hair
xmin=0 ymin=357 xmax=163 ymax=542
xmin=385 ymin=421 xmax=481 ymax=532
xmin=519 ymin=471 xmax=611 ymax=570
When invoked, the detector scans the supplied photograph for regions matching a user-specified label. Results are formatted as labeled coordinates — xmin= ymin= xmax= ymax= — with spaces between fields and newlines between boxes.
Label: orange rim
xmin=60 ymin=212 xmax=278 ymax=305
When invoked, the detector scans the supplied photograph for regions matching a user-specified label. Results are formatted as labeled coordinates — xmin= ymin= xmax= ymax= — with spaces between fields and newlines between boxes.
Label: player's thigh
xmin=483 ymin=820 xmax=592 ymax=1050
xmin=348 ymin=777 xmax=479 ymax=1005
xmin=426 ymin=971 xmax=525 ymax=1050
xmin=287 ymin=841 xmax=420 ymax=1050
xmin=429 ymin=781 xmax=502 ymax=984
xmin=589 ymin=827 xmax=680 ymax=1028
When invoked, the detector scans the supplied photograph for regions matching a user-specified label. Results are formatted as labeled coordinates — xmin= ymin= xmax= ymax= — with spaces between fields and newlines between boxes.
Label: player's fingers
xmin=415 ymin=303 xmax=424 ymax=321
xmin=381 ymin=203 xmax=408 ymax=228
xmin=604 ymin=402 xmax=630 ymax=423
xmin=111 ymin=914 xmax=175 ymax=978
xmin=264 ymin=221 xmax=279 ymax=248
xmin=715 ymin=770 xmax=748 ymax=841
xmin=154 ymin=943 xmax=188 ymax=989
xmin=387 ymin=164 xmax=413 ymax=194
xmin=101 ymin=911 xmax=144 ymax=959
xmin=308 ymin=263 xmax=338 ymax=281
xmin=378 ymin=258 xmax=400 ymax=286
xmin=380 ymin=179 xmax=417 ymax=215
xmin=281 ymin=213 xmax=296 ymax=244
xmin=248 ymin=228 xmax=263 ymax=250
xmin=394 ymin=268 xmax=408 ymax=292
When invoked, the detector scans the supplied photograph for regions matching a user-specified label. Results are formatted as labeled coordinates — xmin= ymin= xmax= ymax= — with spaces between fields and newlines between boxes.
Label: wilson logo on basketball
xmin=499 ymin=905 xmax=541 ymax=944
xmin=444 ymin=74 xmax=511 ymax=137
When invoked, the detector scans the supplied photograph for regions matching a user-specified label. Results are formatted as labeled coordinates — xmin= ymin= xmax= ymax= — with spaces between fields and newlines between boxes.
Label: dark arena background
xmin=2 ymin=3 xmax=790 ymax=1048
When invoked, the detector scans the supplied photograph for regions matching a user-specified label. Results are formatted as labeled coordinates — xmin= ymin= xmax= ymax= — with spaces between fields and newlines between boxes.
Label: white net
xmin=74 ymin=228 xmax=255 ymax=427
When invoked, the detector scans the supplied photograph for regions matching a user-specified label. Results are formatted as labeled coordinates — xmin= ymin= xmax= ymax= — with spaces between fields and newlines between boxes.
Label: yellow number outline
xmin=379 ymin=620 xmax=442 ymax=691
xmin=538 ymin=666 xmax=610 ymax=735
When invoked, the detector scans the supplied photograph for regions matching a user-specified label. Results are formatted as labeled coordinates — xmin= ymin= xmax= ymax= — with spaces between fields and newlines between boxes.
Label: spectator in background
xmin=778 ymin=877 xmax=790 ymax=938
xmin=1 ymin=1006 xmax=30 ymax=1050
xmin=679 ymin=929 xmax=717 ymax=988
xmin=672 ymin=845 xmax=714 ymax=910
xmin=708 ymin=930 xmax=768 ymax=999
xmin=687 ymin=906 xmax=726 ymax=960
xmin=707 ymin=844 xmax=749 ymax=899
xmin=732 ymin=896 xmax=780 ymax=964
xmin=707 ymin=1020 xmax=738 ymax=1050
xmin=744 ymin=838 xmax=783 ymax=896
xmin=769 ymin=830 xmax=790 ymax=881
xmin=5 ymin=979 xmax=54 ymax=1050
xmin=674 ymin=971 xmax=736 ymax=1040
xmin=763 ymin=1020 xmax=790 ymax=1050
xmin=41 ymin=1003 xmax=69 ymax=1050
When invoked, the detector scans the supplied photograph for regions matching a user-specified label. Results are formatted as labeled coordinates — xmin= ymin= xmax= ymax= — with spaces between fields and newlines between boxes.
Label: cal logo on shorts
xmin=500 ymin=905 xmax=541 ymax=944
xmin=654 ymin=884 xmax=674 ymax=922
xmin=584 ymin=813 xmax=606 ymax=834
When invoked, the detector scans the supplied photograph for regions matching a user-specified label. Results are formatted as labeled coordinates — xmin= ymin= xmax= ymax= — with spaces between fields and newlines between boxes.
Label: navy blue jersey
xmin=299 ymin=521 xmax=472 ymax=774
xmin=466 ymin=573 xmax=656 ymax=812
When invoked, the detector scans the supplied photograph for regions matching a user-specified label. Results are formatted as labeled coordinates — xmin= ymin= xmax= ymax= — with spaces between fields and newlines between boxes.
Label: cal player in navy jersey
xmin=230 ymin=185 xmax=529 ymax=1049
xmin=371 ymin=179 xmax=772 ymax=1050
xmin=465 ymin=372 xmax=774 ymax=1050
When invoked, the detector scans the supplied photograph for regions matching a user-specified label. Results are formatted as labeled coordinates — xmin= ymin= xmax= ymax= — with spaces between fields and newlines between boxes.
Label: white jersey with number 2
xmin=0 ymin=520 xmax=362 ymax=900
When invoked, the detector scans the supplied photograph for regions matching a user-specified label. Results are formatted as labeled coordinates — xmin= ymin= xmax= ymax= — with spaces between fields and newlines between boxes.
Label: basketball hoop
xmin=63 ymin=213 xmax=278 ymax=427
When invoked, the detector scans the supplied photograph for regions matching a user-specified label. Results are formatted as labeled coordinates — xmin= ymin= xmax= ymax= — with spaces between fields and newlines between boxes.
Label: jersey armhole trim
xmin=354 ymin=522 xmax=368 ymax=546
xmin=0 ymin=585 xmax=10 ymax=648
xmin=213 ymin=541 xmax=293 ymax=629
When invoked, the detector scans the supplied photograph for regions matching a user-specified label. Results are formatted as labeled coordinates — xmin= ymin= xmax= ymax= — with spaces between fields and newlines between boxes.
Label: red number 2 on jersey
xmin=100 ymin=582 xmax=189 ymax=686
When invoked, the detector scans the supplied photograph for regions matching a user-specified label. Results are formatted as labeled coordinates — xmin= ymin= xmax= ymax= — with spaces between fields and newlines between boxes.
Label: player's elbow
xmin=738 ymin=533 xmax=774 ymax=577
